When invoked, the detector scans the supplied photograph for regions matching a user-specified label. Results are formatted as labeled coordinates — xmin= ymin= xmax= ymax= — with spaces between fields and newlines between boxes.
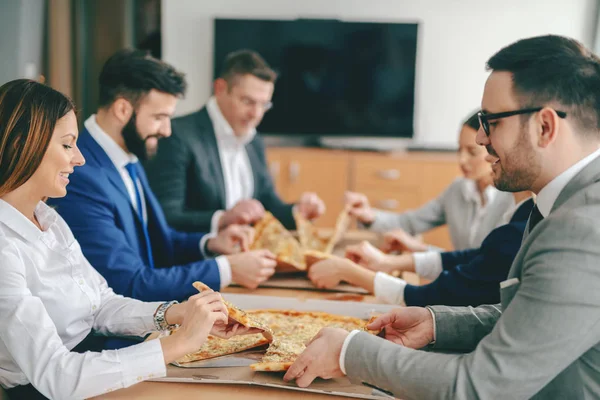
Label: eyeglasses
xmin=477 ymin=107 xmax=567 ymax=136
xmin=236 ymin=94 xmax=273 ymax=112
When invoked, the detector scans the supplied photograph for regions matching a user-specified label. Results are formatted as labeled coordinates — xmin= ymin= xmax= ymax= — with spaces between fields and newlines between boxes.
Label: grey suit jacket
xmin=143 ymin=108 xmax=295 ymax=232
xmin=344 ymin=156 xmax=600 ymax=399
xmin=369 ymin=178 xmax=515 ymax=250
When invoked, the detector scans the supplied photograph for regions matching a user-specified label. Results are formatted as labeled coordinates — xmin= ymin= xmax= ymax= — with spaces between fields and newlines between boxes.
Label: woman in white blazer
xmin=346 ymin=111 xmax=514 ymax=253
xmin=0 ymin=80 xmax=256 ymax=400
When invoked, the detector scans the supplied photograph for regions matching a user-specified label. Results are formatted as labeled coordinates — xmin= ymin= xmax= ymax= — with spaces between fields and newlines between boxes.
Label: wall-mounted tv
xmin=214 ymin=18 xmax=418 ymax=138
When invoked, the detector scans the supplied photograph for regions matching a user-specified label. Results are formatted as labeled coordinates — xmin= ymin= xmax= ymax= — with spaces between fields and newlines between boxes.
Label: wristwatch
xmin=153 ymin=300 xmax=178 ymax=331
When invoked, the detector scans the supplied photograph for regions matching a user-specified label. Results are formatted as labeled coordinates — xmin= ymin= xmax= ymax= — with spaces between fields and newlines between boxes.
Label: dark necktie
xmin=124 ymin=162 xmax=155 ymax=268
xmin=528 ymin=204 xmax=544 ymax=233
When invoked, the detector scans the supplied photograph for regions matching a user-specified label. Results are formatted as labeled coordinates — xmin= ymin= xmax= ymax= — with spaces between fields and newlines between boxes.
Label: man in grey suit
xmin=283 ymin=35 xmax=600 ymax=399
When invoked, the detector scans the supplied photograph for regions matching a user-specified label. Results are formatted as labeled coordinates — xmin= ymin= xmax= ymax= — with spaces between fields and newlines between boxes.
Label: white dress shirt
xmin=205 ymin=97 xmax=256 ymax=233
xmin=373 ymin=196 xmax=533 ymax=306
xmin=0 ymin=200 xmax=166 ymax=399
xmin=85 ymin=115 xmax=232 ymax=288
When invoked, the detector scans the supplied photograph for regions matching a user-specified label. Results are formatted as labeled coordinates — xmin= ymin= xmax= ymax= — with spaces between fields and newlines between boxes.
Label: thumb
xmin=367 ymin=312 xmax=397 ymax=330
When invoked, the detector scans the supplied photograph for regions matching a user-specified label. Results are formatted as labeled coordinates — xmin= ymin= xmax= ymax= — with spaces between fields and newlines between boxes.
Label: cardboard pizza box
xmin=151 ymin=294 xmax=398 ymax=399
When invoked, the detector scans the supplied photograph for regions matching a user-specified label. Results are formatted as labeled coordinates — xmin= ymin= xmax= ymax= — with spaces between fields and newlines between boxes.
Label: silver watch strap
xmin=154 ymin=300 xmax=178 ymax=331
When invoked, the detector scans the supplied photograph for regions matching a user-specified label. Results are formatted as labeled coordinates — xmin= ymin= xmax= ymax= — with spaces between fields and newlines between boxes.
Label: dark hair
xmin=219 ymin=49 xmax=277 ymax=85
xmin=98 ymin=49 xmax=187 ymax=107
xmin=0 ymin=79 xmax=75 ymax=196
xmin=487 ymin=35 xmax=600 ymax=135
xmin=462 ymin=111 xmax=480 ymax=132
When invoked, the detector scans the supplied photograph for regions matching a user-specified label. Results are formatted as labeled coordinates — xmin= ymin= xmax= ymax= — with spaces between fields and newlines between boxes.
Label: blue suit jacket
xmin=404 ymin=198 xmax=534 ymax=307
xmin=47 ymin=128 xmax=221 ymax=302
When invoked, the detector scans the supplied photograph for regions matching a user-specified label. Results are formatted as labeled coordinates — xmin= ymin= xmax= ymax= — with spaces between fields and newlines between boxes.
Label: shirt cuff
xmin=117 ymin=338 xmax=167 ymax=388
xmin=199 ymin=233 xmax=216 ymax=259
xmin=338 ymin=330 xmax=361 ymax=375
xmin=215 ymin=255 xmax=232 ymax=289
xmin=211 ymin=210 xmax=224 ymax=234
xmin=374 ymin=271 xmax=407 ymax=305
xmin=413 ymin=251 xmax=443 ymax=280
xmin=425 ymin=306 xmax=437 ymax=344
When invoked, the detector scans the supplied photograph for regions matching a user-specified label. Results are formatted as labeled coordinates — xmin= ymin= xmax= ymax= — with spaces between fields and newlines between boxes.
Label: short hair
xmin=0 ymin=79 xmax=75 ymax=196
xmin=98 ymin=49 xmax=187 ymax=107
xmin=218 ymin=49 xmax=277 ymax=85
xmin=462 ymin=111 xmax=480 ymax=132
xmin=487 ymin=35 xmax=600 ymax=135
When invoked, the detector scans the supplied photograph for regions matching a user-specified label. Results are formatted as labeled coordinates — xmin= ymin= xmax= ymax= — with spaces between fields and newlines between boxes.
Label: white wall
xmin=162 ymin=0 xmax=598 ymax=148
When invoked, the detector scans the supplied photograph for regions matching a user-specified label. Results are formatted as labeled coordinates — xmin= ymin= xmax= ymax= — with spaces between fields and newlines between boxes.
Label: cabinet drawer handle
xmin=375 ymin=199 xmax=399 ymax=210
xmin=377 ymin=169 xmax=400 ymax=180
xmin=289 ymin=161 xmax=300 ymax=183
xmin=269 ymin=161 xmax=280 ymax=180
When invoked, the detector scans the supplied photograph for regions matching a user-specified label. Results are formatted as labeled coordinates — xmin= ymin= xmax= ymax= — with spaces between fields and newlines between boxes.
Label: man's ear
xmin=537 ymin=107 xmax=560 ymax=148
xmin=111 ymin=98 xmax=134 ymax=125
xmin=214 ymin=78 xmax=228 ymax=96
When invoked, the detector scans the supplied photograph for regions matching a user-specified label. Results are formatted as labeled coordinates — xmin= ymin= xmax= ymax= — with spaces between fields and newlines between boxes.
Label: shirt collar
xmin=462 ymin=179 xmax=498 ymax=207
xmin=85 ymin=114 xmax=138 ymax=170
xmin=206 ymin=96 xmax=256 ymax=146
xmin=0 ymin=200 xmax=56 ymax=242
xmin=536 ymin=147 xmax=600 ymax=217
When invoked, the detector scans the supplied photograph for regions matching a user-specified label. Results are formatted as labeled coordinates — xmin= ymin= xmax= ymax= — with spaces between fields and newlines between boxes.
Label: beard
xmin=489 ymin=127 xmax=541 ymax=192
xmin=122 ymin=112 xmax=162 ymax=161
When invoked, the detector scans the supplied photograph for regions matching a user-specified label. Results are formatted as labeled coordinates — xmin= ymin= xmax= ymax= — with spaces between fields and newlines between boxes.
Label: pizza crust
xmin=249 ymin=361 xmax=294 ymax=372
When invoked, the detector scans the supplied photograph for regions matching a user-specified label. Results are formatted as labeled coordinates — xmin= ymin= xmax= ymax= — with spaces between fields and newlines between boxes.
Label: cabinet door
xmin=285 ymin=151 xmax=350 ymax=227
xmin=265 ymin=148 xmax=288 ymax=200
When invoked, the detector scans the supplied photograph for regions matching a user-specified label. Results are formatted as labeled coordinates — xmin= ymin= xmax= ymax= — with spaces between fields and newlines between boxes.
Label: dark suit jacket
xmin=403 ymin=198 xmax=534 ymax=307
xmin=47 ymin=128 xmax=222 ymax=302
xmin=144 ymin=107 xmax=295 ymax=232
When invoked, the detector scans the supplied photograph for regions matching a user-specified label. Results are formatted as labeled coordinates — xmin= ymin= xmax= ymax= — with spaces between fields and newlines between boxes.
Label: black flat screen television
xmin=214 ymin=18 xmax=418 ymax=138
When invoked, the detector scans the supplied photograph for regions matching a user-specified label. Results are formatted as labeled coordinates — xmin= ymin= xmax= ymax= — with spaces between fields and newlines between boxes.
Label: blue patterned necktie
xmin=124 ymin=162 xmax=154 ymax=268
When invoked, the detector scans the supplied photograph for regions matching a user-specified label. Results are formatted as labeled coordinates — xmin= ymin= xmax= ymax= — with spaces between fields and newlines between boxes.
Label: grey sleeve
xmin=368 ymin=184 xmax=452 ymax=234
xmin=344 ymin=211 xmax=600 ymax=399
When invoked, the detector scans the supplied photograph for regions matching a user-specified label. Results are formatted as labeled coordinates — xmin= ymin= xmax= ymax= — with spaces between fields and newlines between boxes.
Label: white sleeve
xmin=211 ymin=210 xmax=225 ymax=234
xmin=338 ymin=330 xmax=361 ymax=374
xmin=0 ymin=244 xmax=166 ymax=400
xmin=90 ymin=264 xmax=163 ymax=336
xmin=413 ymin=251 xmax=443 ymax=280
xmin=374 ymin=272 xmax=407 ymax=305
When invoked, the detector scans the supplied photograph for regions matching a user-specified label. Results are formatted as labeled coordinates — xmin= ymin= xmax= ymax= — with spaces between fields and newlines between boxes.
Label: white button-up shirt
xmin=0 ymin=200 xmax=166 ymax=399
xmin=206 ymin=97 xmax=256 ymax=233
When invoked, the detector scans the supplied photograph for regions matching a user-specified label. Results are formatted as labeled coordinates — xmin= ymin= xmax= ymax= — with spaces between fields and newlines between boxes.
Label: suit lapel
xmin=196 ymin=109 xmax=227 ymax=207
xmin=245 ymin=142 xmax=261 ymax=199
xmin=552 ymin=155 xmax=600 ymax=213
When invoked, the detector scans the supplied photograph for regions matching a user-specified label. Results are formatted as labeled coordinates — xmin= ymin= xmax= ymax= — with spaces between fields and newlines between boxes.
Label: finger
xmin=260 ymin=267 xmax=276 ymax=277
xmin=212 ymin=311 xmax=228 ymax=325
xmin=367 ymin=311 xmax=397 ymax=330
xmin=259 ymin=249 xmax=277 ymax=260
xmin=283 ymin=358 xmax=308 ymax=382
xmin=295 ymin=370 xmax=318 ymax=388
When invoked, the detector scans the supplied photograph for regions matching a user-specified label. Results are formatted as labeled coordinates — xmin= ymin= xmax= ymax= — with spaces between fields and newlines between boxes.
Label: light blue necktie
xmin=124 ymin=162 xmax=154 ymax=268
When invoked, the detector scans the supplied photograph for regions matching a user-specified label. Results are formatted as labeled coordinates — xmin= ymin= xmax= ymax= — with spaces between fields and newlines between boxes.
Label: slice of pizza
xmin=293 ymin=209 xmax=330 ymax=252
xmin=248 ymin=310 xmax=381 ymax=372
xmin=176 ymin=333 xmax=271 ymax=364
xmin=192 ymin=281 xmax=274 ymax=340
xmin=251 ymin=212 xmax=306 ymax=270
xmin=323 ymin=206 xmax=351 ymax=254
xmin=303 ymin=249 xmax=333 ymax=269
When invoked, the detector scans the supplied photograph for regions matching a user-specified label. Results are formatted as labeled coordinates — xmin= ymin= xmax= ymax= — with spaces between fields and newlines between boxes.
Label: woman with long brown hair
xmin=0 ymin=79 xmax=252 ymax=399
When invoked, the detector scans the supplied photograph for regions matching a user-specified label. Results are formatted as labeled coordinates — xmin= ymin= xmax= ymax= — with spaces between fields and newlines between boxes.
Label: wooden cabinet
xmin=266 ymin=147 xmax=460 ymax=249
xmin=266 ymin=148 xmax=350 ymax=227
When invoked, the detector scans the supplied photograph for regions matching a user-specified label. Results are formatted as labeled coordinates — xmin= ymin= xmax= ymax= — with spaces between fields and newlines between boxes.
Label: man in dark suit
xmin=48 ymin=49 xmax=278 ymax=304
xmin=144 ymin=50 xmax=325 ymax=233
